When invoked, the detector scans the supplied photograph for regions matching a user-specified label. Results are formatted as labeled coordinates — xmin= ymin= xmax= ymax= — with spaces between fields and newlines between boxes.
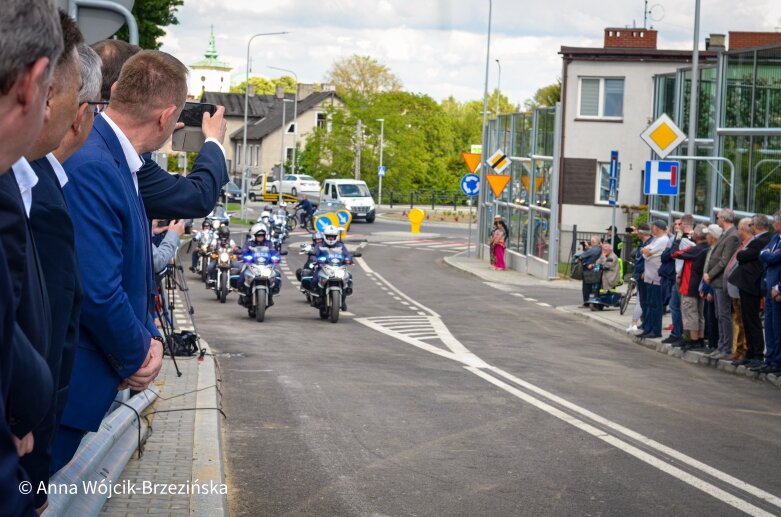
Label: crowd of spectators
xmin=0 ymin=1 xmax=228 ymax=513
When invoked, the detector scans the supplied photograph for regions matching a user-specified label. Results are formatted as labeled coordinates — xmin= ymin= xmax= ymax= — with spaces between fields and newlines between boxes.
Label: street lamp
xmin=268 ymin=65 xmax=298 ymax=174
xmin=241 ymin=31 xmax=290 ymax=221
xmin=684 ymin=0 xmax=701 ymax=215
xmin=376 ymin=118 xmax=384 ymax=205
xmin=477 ymin=0 xmax=493 ymax=260
xmin=279 ymin=98 xmax=294 ymax=205
xmin=495 ymin=58 xmax=501 ymax=117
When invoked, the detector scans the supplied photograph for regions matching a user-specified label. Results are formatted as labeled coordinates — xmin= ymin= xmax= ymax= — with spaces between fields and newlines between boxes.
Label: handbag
xmin=570 ymin=260 xmax=583 ymax=280
xmin=582 ymin=267 xmax=601 ymax=284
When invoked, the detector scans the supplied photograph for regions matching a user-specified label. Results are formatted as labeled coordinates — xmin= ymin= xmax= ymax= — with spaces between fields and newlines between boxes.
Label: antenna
xmin=644 ymin=2 xmax=664 ymax=29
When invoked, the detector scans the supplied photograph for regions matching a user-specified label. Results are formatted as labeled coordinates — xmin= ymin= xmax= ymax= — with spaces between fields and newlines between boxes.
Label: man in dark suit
xmin=24 ymin=22 xmax=97 ymax=509
xmin=92 ymin=39 xmax=228 ymax=219
xmin=0 ymin=0 xmax=64 ymax=513
xmin=758 ymin=212 xmax=781 ymax=374
xmin=52 ymin=49 xmax=227 ymax=472
xmin=729 ymin=215 xmax=772 ymax=367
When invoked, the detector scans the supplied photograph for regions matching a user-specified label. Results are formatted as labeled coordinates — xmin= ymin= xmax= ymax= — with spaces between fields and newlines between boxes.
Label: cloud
xmin=162 ymin=0 xmax=781 ymax=104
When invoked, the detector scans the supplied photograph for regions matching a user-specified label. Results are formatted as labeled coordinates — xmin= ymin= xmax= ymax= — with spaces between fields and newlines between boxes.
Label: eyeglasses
xmin=86 ymin=101 xmax=110 ymax=114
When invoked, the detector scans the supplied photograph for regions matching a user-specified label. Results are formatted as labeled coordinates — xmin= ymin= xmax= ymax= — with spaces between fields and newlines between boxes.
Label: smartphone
xmin=171 ymin=102 xmax=217 ymax=152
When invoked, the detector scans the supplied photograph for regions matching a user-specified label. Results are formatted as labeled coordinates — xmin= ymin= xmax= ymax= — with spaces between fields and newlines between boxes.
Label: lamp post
xmin=376 ymin=118 xmax=384 ymax=205
xmin=241 ymin=31 xmax=289 ymax=221
xmin=495 ymin=58 xmax=501 ymax=117
xmin=476 ymin=0 xmax=492 ymax=260
xmin=684 ymin=0 xmax=701 ymax=215
xmin=268 ymin=65 xmax=298 ymax=174
xmin=279 ymin=98 xmax=293 ymax=205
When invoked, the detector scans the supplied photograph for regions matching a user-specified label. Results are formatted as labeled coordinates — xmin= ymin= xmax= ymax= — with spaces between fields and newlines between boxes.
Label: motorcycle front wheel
xmin=255 ymin=290 xmax=266 ymax=322
xmin=219 ymin=273 xmax=228 ymax=303
xmin=200 ymin=257 xmax=208 ymax=283
xmin=329 ymin=291 xmax=341 ymax=323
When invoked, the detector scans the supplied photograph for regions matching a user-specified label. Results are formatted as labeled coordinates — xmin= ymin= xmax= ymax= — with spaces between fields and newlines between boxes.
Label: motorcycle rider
xmin=207 ymin=224 xmax=239 ymax=285
xmin=311 ymin=226 xmax=352 ymax=310
xmin=238 ymin=224 xmax=281 ymax=306
xmin=297 ymin=232 xmax=324 ymax=285
xmin=190 ymin=220 xmax=214 ymax=271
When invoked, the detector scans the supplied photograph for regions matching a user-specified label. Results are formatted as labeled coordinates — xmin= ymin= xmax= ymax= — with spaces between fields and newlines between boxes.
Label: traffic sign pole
xmin=609 ymin=150 xmax=619 ymax=250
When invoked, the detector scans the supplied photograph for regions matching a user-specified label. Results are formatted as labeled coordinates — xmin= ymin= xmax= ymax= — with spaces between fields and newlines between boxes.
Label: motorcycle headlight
xmin=219 ymin=252 xmax=230 ymax=263
xmin=260 ymin=267 xmax=273 ymax=278
xmin=201 ymin=244 xmax=208 ymax=251
xmin=334 ymin=269 xmax=346 ymax=279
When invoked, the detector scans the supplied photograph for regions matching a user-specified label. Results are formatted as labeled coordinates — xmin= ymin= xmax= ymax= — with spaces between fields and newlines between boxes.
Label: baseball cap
xmin=651 ymin=219 xmax=668 ymax=230
xmin=703 ymin=224 xmax=723 ymax=238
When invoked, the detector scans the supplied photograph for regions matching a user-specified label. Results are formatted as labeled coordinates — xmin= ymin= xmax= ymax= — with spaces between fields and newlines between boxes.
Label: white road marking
xmin=467 ymin=368 xmax=775 ymax=517
xmin=511 ymin=293 xmax=525 ymax=298
xmin=353 ymin=255 xmax=780 ymax=514
xmin=341 ymin=311 xmax=354 ymax=316
xmin=356 ymin=257 xmax=439 ymax=318
xmin=537 ymin=302 xmax=551 ymax=307
xmin=525 ymin=298 xmax=537 ymax=302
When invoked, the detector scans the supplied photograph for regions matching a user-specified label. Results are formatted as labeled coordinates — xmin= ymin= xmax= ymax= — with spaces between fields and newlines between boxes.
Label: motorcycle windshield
xmin=250 ymin=246 xmax=279 ymax=265
xmin=319 ymin=249 xmax=345 ymax=265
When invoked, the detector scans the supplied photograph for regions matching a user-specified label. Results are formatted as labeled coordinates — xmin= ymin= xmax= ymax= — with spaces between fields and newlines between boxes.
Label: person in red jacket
xmin=672 ymin=224 xmax=710 ymax=350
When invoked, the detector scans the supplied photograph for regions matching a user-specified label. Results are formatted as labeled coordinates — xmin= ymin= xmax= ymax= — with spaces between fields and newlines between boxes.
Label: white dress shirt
xmin=45 ymin=152 xmax=69 ymax=188
xmin=11 ymin=157 xmax=38 ymax=217
xmin=204 ymin=137 xmax=226 ymax=157
xmin=101 ymin=113 xmax=144 ymax=194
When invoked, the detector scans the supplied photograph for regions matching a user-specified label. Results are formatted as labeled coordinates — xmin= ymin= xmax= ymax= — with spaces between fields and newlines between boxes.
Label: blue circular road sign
xmin=460 ymin=173 xmax=480 ymax=197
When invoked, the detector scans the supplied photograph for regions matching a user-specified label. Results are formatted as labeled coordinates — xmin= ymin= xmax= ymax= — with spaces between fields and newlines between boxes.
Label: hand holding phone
xmin=171 ymin=102 xmax=219 ymax=152
xmin=201 ymin=105 xmax=227 ymax=143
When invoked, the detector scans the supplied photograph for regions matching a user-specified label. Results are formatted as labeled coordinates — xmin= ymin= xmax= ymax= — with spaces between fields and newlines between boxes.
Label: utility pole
xmin=354 ymin=119 xmax=362 ymax=180
xmin=684 ymin=0 xmax=701 ymax=215
xmin=377 ymin=118 xmax=385 ymax=205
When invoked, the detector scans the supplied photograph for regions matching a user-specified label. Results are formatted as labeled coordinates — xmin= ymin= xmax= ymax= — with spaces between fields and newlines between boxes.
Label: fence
xmin=562 ymin=225 xmax=636 ymax=278
xmin=371 ymin=188 xmax=473 ymax=210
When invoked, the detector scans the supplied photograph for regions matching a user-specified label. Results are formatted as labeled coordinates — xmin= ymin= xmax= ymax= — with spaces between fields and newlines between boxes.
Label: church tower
xmin=188 ymin=26 xmax=232 ymax=98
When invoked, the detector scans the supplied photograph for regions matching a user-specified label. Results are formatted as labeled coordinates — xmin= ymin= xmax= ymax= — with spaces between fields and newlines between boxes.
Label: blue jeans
xmin=637 ymin=279 xmax=647 ymax=323
xmin=669 ymin=285 xmax=682 ymax=338
xmin=642 ymin=282 xmax=663 ymax=336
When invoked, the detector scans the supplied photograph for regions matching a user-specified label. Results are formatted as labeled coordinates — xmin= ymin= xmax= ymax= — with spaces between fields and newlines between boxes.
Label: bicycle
xmin=620 ymin=276 xmax=637 ymax=315
xmin=294 ymin=207 xmax=314 ymax=233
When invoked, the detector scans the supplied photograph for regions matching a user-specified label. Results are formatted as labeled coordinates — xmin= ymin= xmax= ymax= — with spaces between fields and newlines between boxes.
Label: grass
xmin=226 ymin=203 xmax=241 ymax=211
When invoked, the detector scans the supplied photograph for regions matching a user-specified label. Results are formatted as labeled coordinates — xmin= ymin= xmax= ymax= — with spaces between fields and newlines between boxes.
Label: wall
xmin=561 ymin=59 xmax=686 ymax=233
xmin=188 ymin=67 xmax=231 ymax=99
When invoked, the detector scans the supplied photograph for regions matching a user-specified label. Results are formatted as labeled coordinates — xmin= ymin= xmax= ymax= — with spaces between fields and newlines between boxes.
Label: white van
xmin=320 ymin=179 xmax=376 ymax=223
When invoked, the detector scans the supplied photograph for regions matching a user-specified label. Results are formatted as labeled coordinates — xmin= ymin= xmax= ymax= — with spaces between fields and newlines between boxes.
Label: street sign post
xmin=640 ymin=113 xmax=686 ymax=159
xmin=487 ymin=149 xmax=510 ymax=174
xmin=608 ymin=150 xmax=619 ymax=249
xmin=644 ymin=160 xmax=680 ymax=196
xmin=460 ymin=173 xmax=480 ymax=197
xmin=377 ymin=165 xmax=385 ymax=177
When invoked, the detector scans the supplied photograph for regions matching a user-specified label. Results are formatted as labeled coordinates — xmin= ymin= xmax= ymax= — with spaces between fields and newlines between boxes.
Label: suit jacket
xmin=0 ymin=171 xmax=53 ymax=437
xmin=23 ymin=158 xmax=84 ymax=504
xmin=705 ymin=226 xmax=740 ymax=289
xmin=138 ymin=141 xmax=227 ymax=219
xmin=729 ymin=232 xmax=772 ymax=296
xmin=760 ymin=233 xmax=781 ymax=296
xmin=61 ymin=115 xmax=160 ymax=432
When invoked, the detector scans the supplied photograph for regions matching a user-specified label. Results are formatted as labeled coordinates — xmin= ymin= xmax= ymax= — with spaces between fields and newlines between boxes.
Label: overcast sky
xmin=160 ymin=0 xmax=781 ymax=105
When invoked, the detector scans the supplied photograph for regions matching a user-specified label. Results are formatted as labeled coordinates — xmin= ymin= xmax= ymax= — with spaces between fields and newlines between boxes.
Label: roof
xmin=229 ymin=91 xmax=339 ymax=142
xmin=191 ymin=29 xmax=231 ymax=70
xmin=323 ymin=179 xmax=368 ymax=184
xmin=560 ymin=46 xmax=718 ymax=63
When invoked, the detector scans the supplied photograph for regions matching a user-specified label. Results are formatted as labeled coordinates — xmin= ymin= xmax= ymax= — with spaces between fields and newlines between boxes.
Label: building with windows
xmin=202 ymin=85 xmax=339 ymax=179
xmin=188 ymin=28 xmax=232 ymax=99
xmin=558 ymin=28 xmax=717 ymax=234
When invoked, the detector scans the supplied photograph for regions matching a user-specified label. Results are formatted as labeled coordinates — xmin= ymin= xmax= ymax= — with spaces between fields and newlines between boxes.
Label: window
xmin=596 ymin=162 xmax=620 ymax=203
xmin=317 ymin=112 xmax=327 ymax=129
xmin=236 ymin=143 xmax=242 ymax=165
xmin=578 ymin=78 xmax=624 ymax=118
xmin=287 ymin=123 xmax=296 ymax=133
xmin=285 ymin=147 xmax=294 ymax=163
xmin=252 ymin=145 xmax=259 ymax=167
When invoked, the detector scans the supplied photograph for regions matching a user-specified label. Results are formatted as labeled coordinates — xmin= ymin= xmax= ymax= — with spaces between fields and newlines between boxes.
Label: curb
xmin=190 ymin=338 xmax=227 ymax=517
xmin=443 ymin=251 xmax=781 ymax=390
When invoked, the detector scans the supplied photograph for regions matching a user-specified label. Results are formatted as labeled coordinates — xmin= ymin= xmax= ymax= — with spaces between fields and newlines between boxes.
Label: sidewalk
xmin=444 ymin=252 xmax=781 ymax=390
xmin=100 ymin=290 xmax=227 ymax=516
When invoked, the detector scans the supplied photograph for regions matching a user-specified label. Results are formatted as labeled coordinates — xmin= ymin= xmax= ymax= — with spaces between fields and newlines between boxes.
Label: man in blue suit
xmin=52 ymin=50 xmax=227 ymax=471
xmin=0 ymin=0 xmax=64 ymax=513
xmin=758 ymin=211 xmax=781 ymax=375
xmin=92 ymin=39 xmax=228 ymax=219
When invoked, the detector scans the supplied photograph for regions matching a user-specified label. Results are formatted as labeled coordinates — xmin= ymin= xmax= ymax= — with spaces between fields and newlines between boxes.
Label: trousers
xmin=739 ymin=290 xmax=764 ymax=360
xmin=713 ymin=287 xmax=733 ymax=354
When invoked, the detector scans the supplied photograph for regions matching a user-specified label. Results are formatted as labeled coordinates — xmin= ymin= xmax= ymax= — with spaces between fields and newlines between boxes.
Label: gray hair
xmin=774 ymin=210 xmax=781 ymax=225
xmin=0 ymin=0 xmax=63 ymax=94
xmin=738 ymin=217 xmax=753 ymax=232
xmin=76 ymin=44 xmax=102 ymax=103
xmin=753 ymin=214 xmax=770 ymax=231
xmin=692 ymin=223 xmax=707 ymax=240
xmin=717 ymin=208 xmax=735 ymax=224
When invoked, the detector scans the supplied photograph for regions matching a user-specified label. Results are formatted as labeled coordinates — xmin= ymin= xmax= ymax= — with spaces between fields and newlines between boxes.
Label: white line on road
xmin=356 ymin=257 xmax=439 ymax=318
xmin=537 ymin=302 xmax=551 ymax=307
xmin=511 ymin=293 xmax=525 ymax=298
xmin=524 ymin=298 xmax=537 ymax=302
xmin=353 ymin=254 xmax=780 ymax=514
xmin=467 ymin=368 xmax=775 ymax=517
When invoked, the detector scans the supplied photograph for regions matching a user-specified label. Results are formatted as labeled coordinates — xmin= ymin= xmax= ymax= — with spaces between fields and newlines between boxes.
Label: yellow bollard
xmin=408 ymin=208 xmax=425 ymax=234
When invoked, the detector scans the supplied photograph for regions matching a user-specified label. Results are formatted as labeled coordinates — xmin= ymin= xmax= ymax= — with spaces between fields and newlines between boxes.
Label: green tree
xmin=523 ymin=80 xmax=561 ymax=110
xmin=324 ymin=55 xmax=402 ymax=98
xmin=230 ymin=75 xmax=297 ymax=95
xmin=114 ymin=0 xmax=183 ymax=50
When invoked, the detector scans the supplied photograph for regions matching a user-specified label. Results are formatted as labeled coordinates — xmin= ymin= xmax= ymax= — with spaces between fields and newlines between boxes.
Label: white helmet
xmin=322 ymin=225 xmax=340 ymax=247
xmin=250 ymin=222 xmax=268 ymax=237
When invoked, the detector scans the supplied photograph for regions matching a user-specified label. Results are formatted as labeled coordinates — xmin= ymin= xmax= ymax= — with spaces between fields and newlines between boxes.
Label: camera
xmin=625 ymin=226 xmax=635 ymax=233
xmin=157 ymin=219 xmax=170 ymax=228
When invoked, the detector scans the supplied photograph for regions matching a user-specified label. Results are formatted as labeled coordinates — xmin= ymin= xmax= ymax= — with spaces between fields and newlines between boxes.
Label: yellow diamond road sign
xmin=640 ymin=113 xmax=686 ymax=159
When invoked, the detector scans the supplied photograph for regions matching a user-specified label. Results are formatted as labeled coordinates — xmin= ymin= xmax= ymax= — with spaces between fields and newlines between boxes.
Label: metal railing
xmin=371 ymin=188 xmax=473 ymax=210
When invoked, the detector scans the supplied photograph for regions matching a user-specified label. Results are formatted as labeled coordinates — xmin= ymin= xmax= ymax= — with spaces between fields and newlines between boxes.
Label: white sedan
xmin=267 ymin=174 xmax=321 ymax=198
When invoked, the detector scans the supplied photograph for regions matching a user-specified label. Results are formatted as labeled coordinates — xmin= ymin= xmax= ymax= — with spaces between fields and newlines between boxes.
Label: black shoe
xmin=238 ymin=295 xmax=245 ymax=306
xmin=662 ymin=335 xmax=682 ymax=344
xmin=341 ymin=300 xmax=347 ymax=311
xmin=189 ymin=266 xmax=196 ymax=273
xmin=267 ymin=296 xmax=274 ymax=307
xmin=749 ymin=363 xmax=769 ymax=372
xmin=638 ymin=333 xmax=661 ymax=339
xmin=731 ymin=358 xmax=752 ymax=367
xmin=765 ymin=365 xmax=781 ymax=375
xmin=746 ymin=359 xmax=764 ymax=369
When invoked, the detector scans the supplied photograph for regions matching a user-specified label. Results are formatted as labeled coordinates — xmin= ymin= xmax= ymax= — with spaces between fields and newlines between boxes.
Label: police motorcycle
xmin=297 ymin=232 xmax=325 ymax=304
xmin=237 ymin=224 xmax=286 ymax=322
xmin=211 ymin=245 xmax=240 ymax=304
xmin=300 ymin=226 xmax=360 ymax=323
xmin=190 ymin=221 xmax=215 ymax=283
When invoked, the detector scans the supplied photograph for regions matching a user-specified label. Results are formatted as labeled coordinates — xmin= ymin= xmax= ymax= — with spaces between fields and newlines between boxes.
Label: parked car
xmin=221 ymin=180 xmax=245 ymax=203
xmin=266 ymin=174 xmax=321 ymax=198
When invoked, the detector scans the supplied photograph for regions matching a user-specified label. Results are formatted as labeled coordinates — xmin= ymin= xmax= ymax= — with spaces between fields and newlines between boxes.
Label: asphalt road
xmin=186 ymin=218 xmax=781 ymax=517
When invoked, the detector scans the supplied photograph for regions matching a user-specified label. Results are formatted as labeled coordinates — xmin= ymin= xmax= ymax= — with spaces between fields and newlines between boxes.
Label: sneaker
xmin=626 ymin=324 xmax=638 ymax=334
xmin=661 ymin=335 xmax=681 ymax=344
xmin=633 ymin=328 xmax=646 ymax=336
xmin=663 ymin=324 xmax=674 ymax=331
